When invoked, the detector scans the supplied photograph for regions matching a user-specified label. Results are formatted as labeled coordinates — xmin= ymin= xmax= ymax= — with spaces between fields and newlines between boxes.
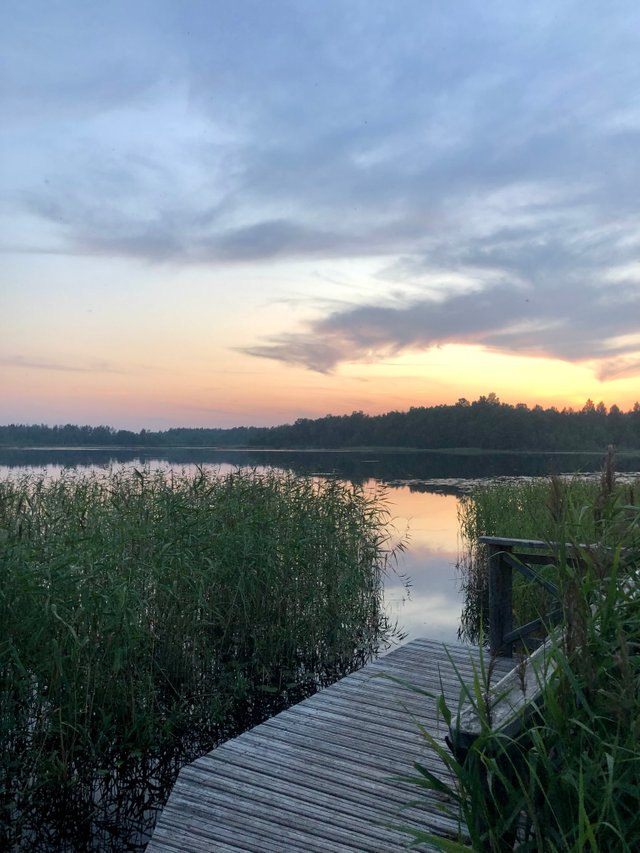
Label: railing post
xmin=488 ymin=544 xmax=513 ymax=657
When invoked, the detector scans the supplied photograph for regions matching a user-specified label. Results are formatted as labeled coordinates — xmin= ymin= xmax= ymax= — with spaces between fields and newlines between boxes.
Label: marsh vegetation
xmin=0 ymin=467 xmax=396 ymax=850
xmin=457 ymin=466 xmax=638 ymax=644
xmin=412 ymin=456 xmax=640 ymax=852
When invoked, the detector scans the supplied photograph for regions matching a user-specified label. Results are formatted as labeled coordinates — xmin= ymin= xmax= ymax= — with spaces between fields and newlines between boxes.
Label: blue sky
xmin=2 ymin=1 xmax=639 ymax=428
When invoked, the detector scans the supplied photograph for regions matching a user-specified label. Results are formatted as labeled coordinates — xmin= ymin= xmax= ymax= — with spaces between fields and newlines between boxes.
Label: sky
xmin=2 ymin=1 xmax=640 ymax=430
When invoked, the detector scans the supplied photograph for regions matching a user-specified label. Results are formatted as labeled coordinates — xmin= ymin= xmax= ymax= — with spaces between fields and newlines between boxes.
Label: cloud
xmin=8 ymin=1 xmax=640 ymax=267
xmin=597 ymin=357 xmax=640 ymax=382
xmin=1 ymin=356 xmax=121 ymax=374
xmin=242 ymin=218 xmax=640 ymax=373
xmin=3 ymin=1 xmax=640 ymax=378
xmin=0 ymin=1 xmax=176 ymax=120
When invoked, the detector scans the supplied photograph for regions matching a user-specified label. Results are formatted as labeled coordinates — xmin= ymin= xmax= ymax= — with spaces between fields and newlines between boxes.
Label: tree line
xmin=2 ymin=395 xmax=640 ymax=451
xmin=0 ymin=423 xmax=261 ymax=448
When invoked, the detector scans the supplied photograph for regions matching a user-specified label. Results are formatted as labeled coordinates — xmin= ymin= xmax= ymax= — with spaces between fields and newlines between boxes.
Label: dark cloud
xmin=242 ymin=220 xmax=640 ymax=373
xmin=242 ymin=282 xmax=640 ymax=374
xmin=9 ymin=0 xmax=640 ymax=266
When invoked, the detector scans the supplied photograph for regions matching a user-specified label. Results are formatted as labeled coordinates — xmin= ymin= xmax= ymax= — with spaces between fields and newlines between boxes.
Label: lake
xmin=4 ymin=446 xmax=638 ymax=646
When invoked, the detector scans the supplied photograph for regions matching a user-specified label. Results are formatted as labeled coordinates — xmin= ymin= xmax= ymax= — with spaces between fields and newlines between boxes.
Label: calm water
xmin=4 ymin=446 xmax=638 ymax=646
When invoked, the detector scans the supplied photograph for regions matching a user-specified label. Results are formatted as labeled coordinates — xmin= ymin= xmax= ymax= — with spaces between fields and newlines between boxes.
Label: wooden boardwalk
xmin=147 ymin=638 xmax=513 ymax=853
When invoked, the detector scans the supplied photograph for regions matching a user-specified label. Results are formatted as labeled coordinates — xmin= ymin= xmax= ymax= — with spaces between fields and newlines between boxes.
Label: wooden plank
xmin=479 ymin=535 xmax=580 ymax=551
xmin=148 ymin=639 xmax=512 ymax=853
xmin=450 ymin=636 xmax=558 ymax=754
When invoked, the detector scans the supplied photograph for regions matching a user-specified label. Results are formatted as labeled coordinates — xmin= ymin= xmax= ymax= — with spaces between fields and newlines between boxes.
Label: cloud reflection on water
xmin=384 ymin=488 xmax=463 ymax=647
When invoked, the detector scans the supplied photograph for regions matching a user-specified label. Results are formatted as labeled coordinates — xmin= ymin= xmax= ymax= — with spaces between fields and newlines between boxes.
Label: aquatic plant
xmin=0 ymin=466 xmax=395 ymax=850
xmin=406 ymin=463 xmax=640 ymax=852
xmin=457 ymin=461 xmax=638 ymax=643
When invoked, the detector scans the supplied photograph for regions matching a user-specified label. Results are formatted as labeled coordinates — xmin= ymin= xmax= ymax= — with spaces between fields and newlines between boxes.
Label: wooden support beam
xmin=488 ymin=543 xmax=513 ymax=657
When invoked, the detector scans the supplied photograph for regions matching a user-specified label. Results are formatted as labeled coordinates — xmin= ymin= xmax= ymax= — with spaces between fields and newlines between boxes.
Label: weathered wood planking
xmin=147 ymin=639 xmax=513 ymax=853
xmin=451 ymin=634 xmax=558 ymax=754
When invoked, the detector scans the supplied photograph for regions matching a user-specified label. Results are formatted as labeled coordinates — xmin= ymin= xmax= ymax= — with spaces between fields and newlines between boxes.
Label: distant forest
xmin=2 ymin=395 xmax=640 ymax=451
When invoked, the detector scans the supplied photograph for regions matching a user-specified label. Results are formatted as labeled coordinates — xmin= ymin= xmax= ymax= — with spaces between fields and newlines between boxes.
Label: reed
xmin=405 ymin=460 xmax=640 ymax=852
xmin=0 ymin=466 xmax=395 ymax=850
xmin=457 ymin=468 xmax=637 ymax=643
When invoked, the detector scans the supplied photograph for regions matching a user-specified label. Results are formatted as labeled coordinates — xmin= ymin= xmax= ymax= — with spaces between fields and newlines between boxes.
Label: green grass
xmin=0 ymin=466 xmax=396 ymax=850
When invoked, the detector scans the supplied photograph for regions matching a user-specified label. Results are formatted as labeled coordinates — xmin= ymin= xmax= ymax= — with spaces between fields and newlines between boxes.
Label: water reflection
xmin=3 ymin=446 xmax=640 ymax=480
xmin=384 ymin=489 xmax=462 ymax=645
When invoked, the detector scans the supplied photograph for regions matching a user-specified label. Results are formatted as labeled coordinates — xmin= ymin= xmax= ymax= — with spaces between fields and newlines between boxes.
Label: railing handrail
xmin=478 ymin=535 xmax=586 ymax=551
xmin=479 ymin=536 xmax=585 ymax=657
xmin=449 ymin=535 xmax=571 ymax=760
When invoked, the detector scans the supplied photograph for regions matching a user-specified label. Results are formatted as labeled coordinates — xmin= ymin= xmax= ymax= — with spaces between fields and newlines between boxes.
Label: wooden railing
xmin=450 ymin=535 xmax=576 ymax=756
xmin=480 ymin=535 xmax=578 ymax=657
xmin=448 ymin=533 xmax=630 ymax=850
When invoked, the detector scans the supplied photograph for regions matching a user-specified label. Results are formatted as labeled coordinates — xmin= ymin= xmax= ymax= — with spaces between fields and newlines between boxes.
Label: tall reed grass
xmin=0 ymin=466 xmax=396 ymax=850
xmin=407 ymin=455 xmax=640 ymax=851
xmin=457 ymin=468 xmax=638 ymax=643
